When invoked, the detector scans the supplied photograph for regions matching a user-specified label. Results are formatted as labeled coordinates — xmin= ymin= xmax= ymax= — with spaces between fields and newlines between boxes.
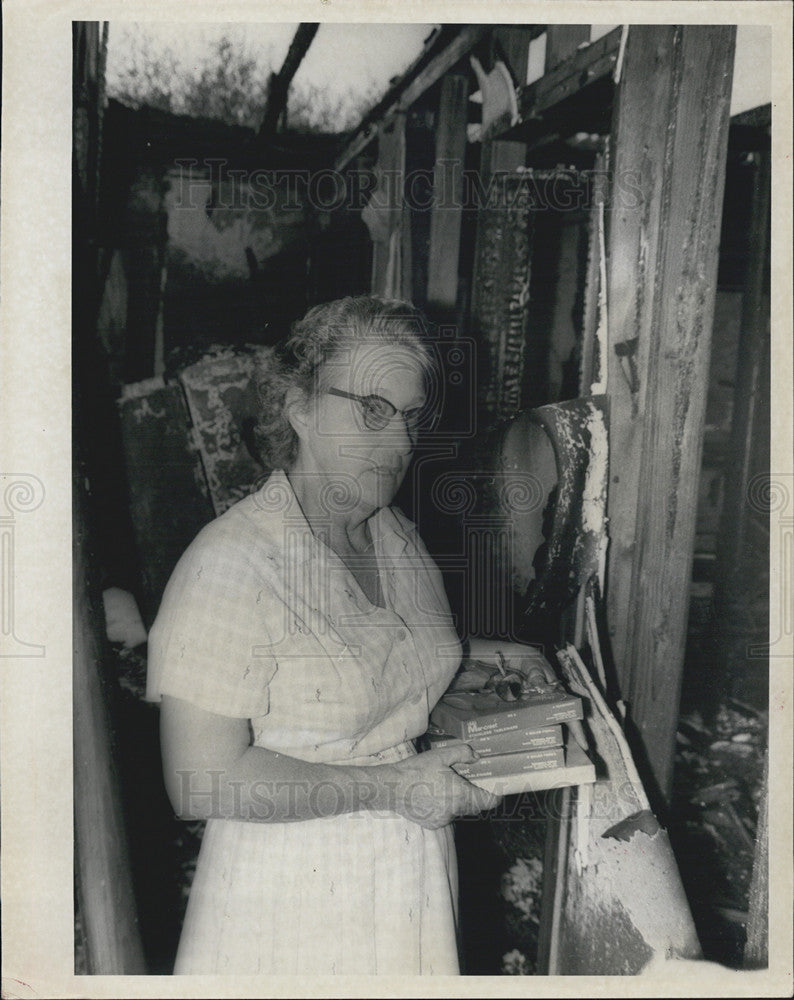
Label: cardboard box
xmin=461 ymin=742 xmax=596 ymax=795
xmin=454 ymin=745 xmax=565 ymax=780
xmin=430 ymin=688 xmax=583 ymax=740
xmin=425 ymin=723 xmax=564 ymax=754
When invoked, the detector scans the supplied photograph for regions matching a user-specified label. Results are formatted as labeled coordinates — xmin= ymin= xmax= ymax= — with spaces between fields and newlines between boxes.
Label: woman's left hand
xmin=462 ymin=638 xmax=588 ymax=751
xmin=465 ymin=638 xmax=557 ymax=684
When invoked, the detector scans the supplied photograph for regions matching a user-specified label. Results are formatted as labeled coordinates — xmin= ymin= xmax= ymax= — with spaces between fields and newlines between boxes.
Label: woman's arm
xmin=160 ymin=694 xmax=499 ymax=829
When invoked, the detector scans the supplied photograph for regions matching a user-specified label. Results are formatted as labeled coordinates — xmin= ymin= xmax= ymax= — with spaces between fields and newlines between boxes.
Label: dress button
xmin=396 ymin=628 xmax=407 ymax=641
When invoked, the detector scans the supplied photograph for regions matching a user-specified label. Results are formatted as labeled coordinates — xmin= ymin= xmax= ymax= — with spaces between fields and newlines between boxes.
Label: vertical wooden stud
xmin=604 ymin=25 xmax=736 ymax=799
xmin=427 ymin=74 xmax=469 ymax=312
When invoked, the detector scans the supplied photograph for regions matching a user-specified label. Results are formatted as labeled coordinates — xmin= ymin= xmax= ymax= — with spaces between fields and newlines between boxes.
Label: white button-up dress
xmin=147 ymin=469 xmax=463 ymax=974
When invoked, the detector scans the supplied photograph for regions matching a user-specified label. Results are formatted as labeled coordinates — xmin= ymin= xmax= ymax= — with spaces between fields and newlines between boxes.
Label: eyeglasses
xmin=326 ymin=387 xmax=427 ymax=443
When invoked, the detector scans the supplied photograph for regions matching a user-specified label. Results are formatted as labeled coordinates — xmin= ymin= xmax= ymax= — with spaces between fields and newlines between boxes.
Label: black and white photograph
xmin=1 ymin=3 xmax=792 ymax=996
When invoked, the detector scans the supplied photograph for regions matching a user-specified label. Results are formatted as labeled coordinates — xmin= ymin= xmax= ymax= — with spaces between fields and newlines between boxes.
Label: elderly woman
xmin=147 ymin=295 xmax=553 ymax=975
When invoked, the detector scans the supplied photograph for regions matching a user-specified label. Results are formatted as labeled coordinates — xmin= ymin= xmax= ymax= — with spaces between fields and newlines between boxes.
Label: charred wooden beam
xmin=494 ymin=26 xmax=622 ymax=144
xmin=335 ymin=25 xmax=487 ymax=171
xmin=256 ymin=23 xmax=319 ymax=141
xmin=472 ymin=30 xmax=531 ymax=353
xmin=522 ymin=26 xmax=620 ymax=117
xmin=544 ymin=25 xmax=591 ymax=72
xmin=604 ymin=25 xmax=736 ymax=802
xmin=365 ymin=112 xmax=408 ymax=299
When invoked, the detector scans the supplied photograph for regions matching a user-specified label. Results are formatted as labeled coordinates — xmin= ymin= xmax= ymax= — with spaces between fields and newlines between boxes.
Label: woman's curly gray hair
xmin=254 ymin=295 xmax=439 ymax=470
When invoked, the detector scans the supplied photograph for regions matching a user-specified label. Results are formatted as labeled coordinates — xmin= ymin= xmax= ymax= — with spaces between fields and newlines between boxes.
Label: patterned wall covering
xmin=470 ymin=172 xmax=535 ymax=428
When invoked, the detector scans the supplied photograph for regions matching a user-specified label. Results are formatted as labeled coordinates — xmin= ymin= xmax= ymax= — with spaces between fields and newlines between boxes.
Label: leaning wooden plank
xmin=73 ymin=469 xmax=146 ymax=973
xmin=541 ymin=644 xmax=702 ymax=975
xmin=537 ymin=784 xmax=571 ymax=971
xmin=578 ymin=151 xmax=606 ymax=395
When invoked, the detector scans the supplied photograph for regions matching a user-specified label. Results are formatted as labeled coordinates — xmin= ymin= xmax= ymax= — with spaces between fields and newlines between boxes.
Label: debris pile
xmin=669 ymin=702 xmax=767 ymax=967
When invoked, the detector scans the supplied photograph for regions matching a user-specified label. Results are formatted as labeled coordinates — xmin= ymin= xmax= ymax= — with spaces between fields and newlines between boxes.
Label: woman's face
xmin=291 ymin=340 xmax=427 ymax=515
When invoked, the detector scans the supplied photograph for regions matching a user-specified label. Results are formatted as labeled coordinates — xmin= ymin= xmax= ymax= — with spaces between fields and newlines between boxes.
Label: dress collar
xmin=255 ymin=469 xmax=411 ymax=566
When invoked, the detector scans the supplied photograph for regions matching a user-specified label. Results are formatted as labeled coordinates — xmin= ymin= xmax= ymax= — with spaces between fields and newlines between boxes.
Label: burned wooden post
xmin=427 ymin=74 xmax=468 ymax=313
xmin=604 ymin=25 xmax=736 ymax=801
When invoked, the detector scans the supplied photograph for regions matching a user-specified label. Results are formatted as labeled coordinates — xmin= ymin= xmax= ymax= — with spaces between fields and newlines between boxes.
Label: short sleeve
xmin=146 ymin=524 xmax=278 ymax=718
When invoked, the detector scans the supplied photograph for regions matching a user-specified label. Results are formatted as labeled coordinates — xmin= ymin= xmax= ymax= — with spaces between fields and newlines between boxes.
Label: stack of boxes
xmin=427 ymin=680 xmax=595 ymax=795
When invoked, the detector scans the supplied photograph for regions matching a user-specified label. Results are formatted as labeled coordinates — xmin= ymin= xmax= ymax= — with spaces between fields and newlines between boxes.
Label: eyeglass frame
xmin=325 ymin=387 xmax=432 ymax=443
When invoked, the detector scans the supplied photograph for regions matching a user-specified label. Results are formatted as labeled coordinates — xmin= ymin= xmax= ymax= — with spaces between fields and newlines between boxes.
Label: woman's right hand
xmin=378 ymin=746 xmax=501 ymax=829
